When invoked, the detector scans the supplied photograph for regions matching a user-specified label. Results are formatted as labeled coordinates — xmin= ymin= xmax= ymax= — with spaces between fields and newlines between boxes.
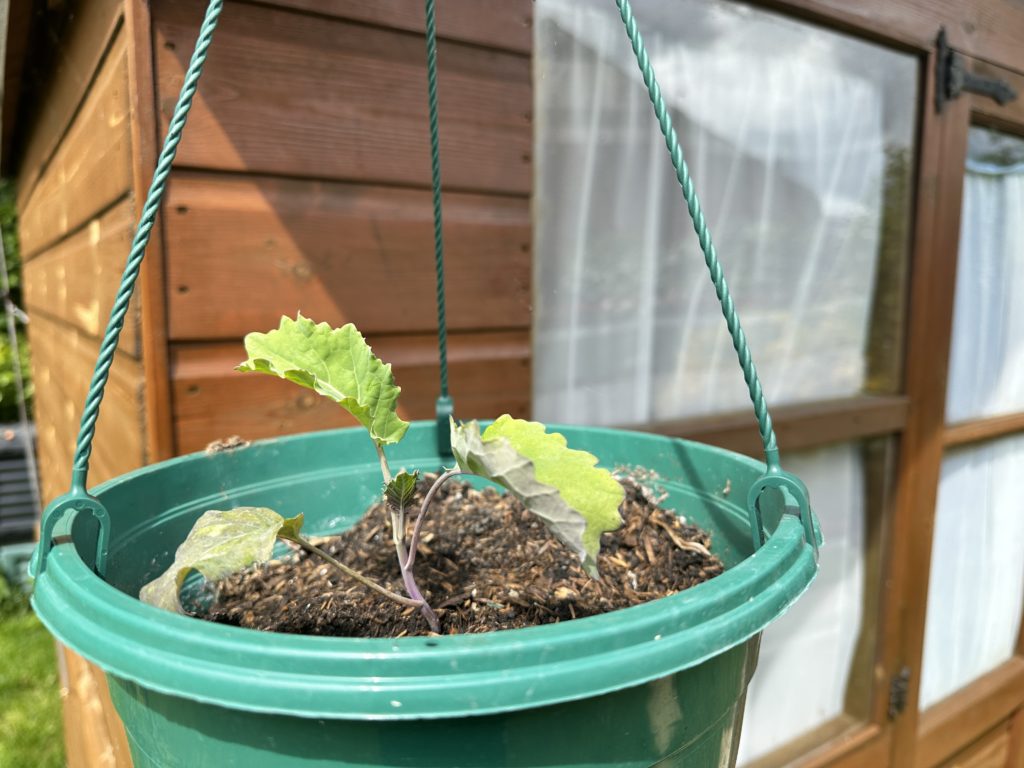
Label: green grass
xmin=0 ymin=577 xmax=64 ymax=768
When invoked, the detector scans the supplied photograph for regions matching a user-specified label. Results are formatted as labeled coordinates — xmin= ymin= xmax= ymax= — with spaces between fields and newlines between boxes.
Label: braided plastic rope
xmin=615 ymin=0 xmax=779 ymax=471
xmin=424 ymin=0 xmax=453 ymax=453
xmin=70 ymin=0 xmax=224 ymax=488
xmin=35 ymin=0 xmax=224 ymax=577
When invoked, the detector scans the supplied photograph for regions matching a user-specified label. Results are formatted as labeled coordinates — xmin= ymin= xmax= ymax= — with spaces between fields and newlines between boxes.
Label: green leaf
xmin=385 ymin=471 xmax=419 ymax=512
xmin=237 ymin=315 xmax=409 ymax=445
xmin=139 ymin=507 xmax=300 ymax=613
xmin=451 ymin=416 xmax=624 ymax=576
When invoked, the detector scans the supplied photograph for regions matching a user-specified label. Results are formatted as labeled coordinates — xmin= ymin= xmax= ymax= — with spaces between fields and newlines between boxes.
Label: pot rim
xmin=32 ymin=422 xmax=819 ymax=720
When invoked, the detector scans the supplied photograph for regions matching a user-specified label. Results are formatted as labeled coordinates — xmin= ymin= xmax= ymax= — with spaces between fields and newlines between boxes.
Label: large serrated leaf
xmin=139 ymin=507 xmax=301 ymax=613
xmin=451 ymin=417 xmax=624 ymax=575
xmin=483 ymin=415 xmax=625 ymax=572
xmin=237 ymin=315 xmax=409 ymax=445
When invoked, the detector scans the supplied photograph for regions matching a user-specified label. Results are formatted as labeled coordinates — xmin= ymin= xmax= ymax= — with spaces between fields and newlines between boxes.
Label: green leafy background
xmin=0 ymin=179 xmax=31 ymax=422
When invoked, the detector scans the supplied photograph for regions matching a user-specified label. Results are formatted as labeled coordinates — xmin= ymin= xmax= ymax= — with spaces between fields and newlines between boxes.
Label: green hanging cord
xmin=34 ymin=0 xmax=225 ymax=577
xmin=424 ymin=0 xmax=453 ymax=454
xmin=614 ymin=0 xmax=816 ymax=556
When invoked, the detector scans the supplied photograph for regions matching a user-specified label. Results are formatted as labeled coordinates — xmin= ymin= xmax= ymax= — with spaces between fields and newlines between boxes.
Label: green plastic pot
xmin=31 ymin=420 xmax=819 ymax=767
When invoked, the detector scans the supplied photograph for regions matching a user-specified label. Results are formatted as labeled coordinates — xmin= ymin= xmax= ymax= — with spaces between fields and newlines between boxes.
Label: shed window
xmin=532 ymin=0 xmax=916 ymax=426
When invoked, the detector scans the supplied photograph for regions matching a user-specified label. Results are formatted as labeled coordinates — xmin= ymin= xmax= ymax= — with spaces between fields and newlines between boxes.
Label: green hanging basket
xmin=29 ymin=0 xmax=822 ymax=765
xmin=34 ymin=421 xmax=818 ymax=767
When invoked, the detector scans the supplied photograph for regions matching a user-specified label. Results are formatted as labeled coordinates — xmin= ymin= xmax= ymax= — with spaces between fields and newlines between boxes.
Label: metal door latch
xmin=936 ymin=28 xmax=1017 ymax=113
xmin=888 ymin=666 xmax=911 ymax=719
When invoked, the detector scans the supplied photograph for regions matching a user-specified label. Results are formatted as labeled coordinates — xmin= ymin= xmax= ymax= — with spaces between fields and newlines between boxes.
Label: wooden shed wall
xmin=15 ymin=1 xmax=141 ymax=766
xmin=18 ymin=3 xmax=145 ymax=506
xmin=151 ymin=0 xmax=534 ymax=455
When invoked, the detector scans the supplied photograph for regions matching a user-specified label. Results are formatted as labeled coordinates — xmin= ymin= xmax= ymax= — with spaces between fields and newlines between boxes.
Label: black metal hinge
xmin=888 ymin=666 xmax=911 ymax=719
xmin=936 ymin=28 xmax=1018 ymax=113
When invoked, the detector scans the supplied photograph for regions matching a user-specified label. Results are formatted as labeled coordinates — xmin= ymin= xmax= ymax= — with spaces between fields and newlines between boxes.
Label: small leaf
xmin=451 ymin=417 xmax=624 ymax=575
xmin=237 ymin=315 xmax=409 ymax=445
xmin=140 ymin=507 xmax=290 ymax=613
xmin=385 ymin=471 xmax=419 ymax=512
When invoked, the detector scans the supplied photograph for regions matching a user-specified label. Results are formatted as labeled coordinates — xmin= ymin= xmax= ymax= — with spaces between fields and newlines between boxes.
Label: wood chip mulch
xmin=206 ymin=471 xmax=725 ymax=638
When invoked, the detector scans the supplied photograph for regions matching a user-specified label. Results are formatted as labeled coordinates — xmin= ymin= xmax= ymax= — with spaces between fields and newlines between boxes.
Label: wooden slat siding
xmin=264 ymin=0 xmax=532 ymax=54
xmin=171 ymin=331 xmax=530 ymax=453
xmin=164 ymin=173 xmax=531 ymax=340
xmin=152 ymin=0 xmax=531 ymax=194
xmin=757 ymin=0 xmax=1024 ymax=65
xmin=128 ymin=0 xmax=176 ymax=463
xmin=19 ymin=35 xmax=133 ymax=260
xmin=29 ymin=313 xmax=145 ymax=505
xmin=915 ymin=658 xmax=1024 ymax=767
xmin=941 ymin=724 xmax=1011 ymax=768
xmin=15 ymin=0 xmax=123 ymax=213
xmin=61 ymin=647 xmax=131 ymax=768
xmin=22 ymin=200 xmax=140 ymax=357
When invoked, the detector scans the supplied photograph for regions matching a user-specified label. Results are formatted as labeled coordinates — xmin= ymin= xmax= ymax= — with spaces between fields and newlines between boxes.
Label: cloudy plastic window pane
xmin=533 ymin=0 xmax=917 ymax=425
xmin=736 ymin=442 xmax=868 ymax=763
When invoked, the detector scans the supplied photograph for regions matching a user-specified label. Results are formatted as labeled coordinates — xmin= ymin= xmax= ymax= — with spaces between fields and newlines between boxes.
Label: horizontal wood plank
xmin=164 ymin=173 xmax=531 ymax=339
xmin=941 ymin=723 xmax=1010 ymax=768
xmin=15 ymin=0 xmax=123 ymax=211
xmin=23 ymin=199 xmax=140 ymax=357
xmin=153 ymin=0 xmax=531 ymax=193
xmin=19 ymin=35 xmax=133 ymax=259
xmin=944 ymin=412 xmax=1024 ymax=449
xmin=28 ymin=312 xmax=146 ymax=504
xmin=917 ymin=657 xmax=1024 ymax=768
xmin=633 ymin=395 xmax=908 ymax=457
xmin=171 ymin=331 xmax=530 ymax=453
xmin=264 ymin=0 xmax=532 ymax=54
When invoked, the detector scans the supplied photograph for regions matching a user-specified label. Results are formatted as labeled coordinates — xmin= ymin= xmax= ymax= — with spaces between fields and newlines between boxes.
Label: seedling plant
xmin=142 ymin=315 xmax=626 ymax=633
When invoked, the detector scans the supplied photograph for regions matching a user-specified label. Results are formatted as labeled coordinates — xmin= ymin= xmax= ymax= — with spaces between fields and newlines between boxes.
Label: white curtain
xmin=945 ymin=129 xmax=1024 ymax=423
xmin=920 ymin=434 xmax=1024 ymax=710
xmin=920 ymin=127 xmax=1024 ymax=710
xmin=736 ymin=443 xmax=865 ymax=763
xmin=533 ymin=1 xmax=916 ymax=763
xmin=533 ymin=0 xmax=915 ymax=426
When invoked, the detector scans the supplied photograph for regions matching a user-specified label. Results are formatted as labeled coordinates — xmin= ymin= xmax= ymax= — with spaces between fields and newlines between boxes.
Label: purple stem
xmin=391 ymin=527 xmax=440 ymax=632
xmin=404 ymin=469 xmax=464 ymax=571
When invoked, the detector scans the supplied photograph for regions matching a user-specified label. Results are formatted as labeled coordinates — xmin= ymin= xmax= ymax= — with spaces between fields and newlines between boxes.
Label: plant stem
xmin=375 ymin=442 xmax=393 ymax=484
xmin=389 ymin=522 xmax=440 ymax=633
xmin=288 ymin=535 xmax=424 ymax=609
xmin=404 ymin=469 xmax=464 ymax=571
xmin=376 ymin=443 xmax=440 ymax=632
